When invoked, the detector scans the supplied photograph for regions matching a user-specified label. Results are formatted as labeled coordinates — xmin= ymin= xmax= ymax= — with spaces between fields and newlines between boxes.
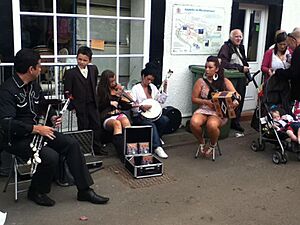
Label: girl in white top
xmin=131 ymin=83 xmax=167 ymax=116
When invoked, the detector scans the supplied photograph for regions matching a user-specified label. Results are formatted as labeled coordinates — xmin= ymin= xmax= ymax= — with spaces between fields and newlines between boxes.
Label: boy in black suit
xmin=64 ymin=46 xmax=105 ymax=155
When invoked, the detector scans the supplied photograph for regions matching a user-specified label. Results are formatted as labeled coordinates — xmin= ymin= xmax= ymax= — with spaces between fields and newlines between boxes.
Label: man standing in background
xmin=218 ymin=29 xmax=250 ymax=133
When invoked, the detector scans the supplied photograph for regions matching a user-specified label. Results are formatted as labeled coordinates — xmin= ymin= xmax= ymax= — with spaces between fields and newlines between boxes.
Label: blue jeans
xmin=132 ymin=115 xmax=170 ymax=149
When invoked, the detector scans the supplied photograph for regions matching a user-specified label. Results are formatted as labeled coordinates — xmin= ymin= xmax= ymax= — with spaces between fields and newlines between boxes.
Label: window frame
xmin=12 ymin=0 xmax=151 ymax=96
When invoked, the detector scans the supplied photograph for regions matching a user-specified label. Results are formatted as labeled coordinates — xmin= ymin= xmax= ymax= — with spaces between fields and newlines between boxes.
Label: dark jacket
xmin=63 ymin=65 xmax=99 ymax=112
xmin=0 ymin=73 xmax=55 ymax=145
xmin=98 ymin=95 xmax=120 ymax=123
xmin=275 ymin=45 xmax=300 ymax=101
xmin=98 ymin=94 xmax=132 ymax=124
xmin=263 ymin=74 xmax=291 ymax=113
xmin=218 ymin=40 xmax=249 ymax=72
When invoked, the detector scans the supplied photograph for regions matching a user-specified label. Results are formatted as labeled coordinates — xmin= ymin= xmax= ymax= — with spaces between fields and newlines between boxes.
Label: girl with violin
xmin=97 ymin=70 xmax=132 ymax=161
xmin=131 ymin=62 xmax=169 ymax=159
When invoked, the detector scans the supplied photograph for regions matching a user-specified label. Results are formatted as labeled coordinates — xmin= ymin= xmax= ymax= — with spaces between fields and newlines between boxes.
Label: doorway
xmin=234 ymin=4 xmax=268 ymax=111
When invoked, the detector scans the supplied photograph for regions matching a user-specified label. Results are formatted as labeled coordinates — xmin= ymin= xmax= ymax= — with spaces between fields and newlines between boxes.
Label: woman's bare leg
xmin=106 ymin=119 xmax=122 ymax=135
xmin=119 ymin=116 xmax=131 ymax=128
xmin=190 ymin=113 xmax=207 ymax=144
xmin=205 ymin=116 xmax=223 ymax=145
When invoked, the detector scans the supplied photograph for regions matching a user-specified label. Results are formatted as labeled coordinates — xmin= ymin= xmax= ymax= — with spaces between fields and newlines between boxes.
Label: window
xmin=13 ymin=0 xmax=150 ymax=96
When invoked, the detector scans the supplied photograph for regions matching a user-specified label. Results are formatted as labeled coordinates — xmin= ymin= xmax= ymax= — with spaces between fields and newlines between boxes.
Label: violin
xmin=111 ymin=84 xmax=135 ymax=110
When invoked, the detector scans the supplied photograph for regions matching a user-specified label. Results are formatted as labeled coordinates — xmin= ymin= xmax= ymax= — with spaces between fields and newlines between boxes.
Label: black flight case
xmin=124 ymin=126 xmax=163 ymax=178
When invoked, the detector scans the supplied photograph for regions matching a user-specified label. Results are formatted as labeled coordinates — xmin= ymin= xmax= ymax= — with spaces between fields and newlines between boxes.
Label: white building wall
xmin=161 ymin=0 xmax=233 ymax=121
xmin=281 ymin=0 xmax=300 ymax=32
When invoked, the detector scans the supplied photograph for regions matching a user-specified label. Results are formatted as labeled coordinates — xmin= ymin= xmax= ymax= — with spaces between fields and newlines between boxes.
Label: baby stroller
xmin=250 ymin=73 xmax=300 ymax=164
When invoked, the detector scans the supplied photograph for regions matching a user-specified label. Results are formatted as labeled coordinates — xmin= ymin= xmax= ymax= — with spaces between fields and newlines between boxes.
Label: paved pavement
xmin=1 ymin=121 xmax=300 ymax=225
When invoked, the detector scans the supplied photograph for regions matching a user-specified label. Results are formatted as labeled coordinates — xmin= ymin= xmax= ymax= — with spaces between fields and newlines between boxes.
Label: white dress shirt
xmin=78 ymin=66 xmax=88 ymax=79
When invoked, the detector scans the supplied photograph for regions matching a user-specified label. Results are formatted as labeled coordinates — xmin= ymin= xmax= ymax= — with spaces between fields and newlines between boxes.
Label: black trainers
xmin=231 ymin=123 xmax=245 ymax=132
xmin=27 ymin=188 xmax=55 ymax=207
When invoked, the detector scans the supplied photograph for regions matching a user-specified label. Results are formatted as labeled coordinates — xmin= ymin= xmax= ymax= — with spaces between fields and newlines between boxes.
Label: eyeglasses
xmin=288 ymin=33 xmax=297 ymax=42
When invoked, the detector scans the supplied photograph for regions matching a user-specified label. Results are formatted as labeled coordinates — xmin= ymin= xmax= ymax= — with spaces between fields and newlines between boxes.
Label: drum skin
xmin=140 ymin=99 xmax=162 ymax=121
xmin=162 ymin=106 xmax=182 ymax=134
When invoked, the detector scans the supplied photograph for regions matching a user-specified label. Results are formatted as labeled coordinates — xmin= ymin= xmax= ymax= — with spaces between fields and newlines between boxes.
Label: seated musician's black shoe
xmin=77 ymin=188 xmax=109 ymax=204
xmin=231 ymin=123 xmax=245 ymax=133
xmin=27 ymin=188 xmax=55 ymax=207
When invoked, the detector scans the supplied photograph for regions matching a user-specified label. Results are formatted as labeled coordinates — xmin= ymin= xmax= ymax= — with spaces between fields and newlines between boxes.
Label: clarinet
xmin=28 ymin=104 xmax=52 ymax=175
xmin=59 ymin=97 xmax=71 ymax=116
xmin=27 ymin=98 xmax=72 ymax=175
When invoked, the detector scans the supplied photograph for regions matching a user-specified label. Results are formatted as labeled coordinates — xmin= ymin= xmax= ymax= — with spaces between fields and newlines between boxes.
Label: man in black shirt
xmin=0 ymin=48 xmax=109 ymax=207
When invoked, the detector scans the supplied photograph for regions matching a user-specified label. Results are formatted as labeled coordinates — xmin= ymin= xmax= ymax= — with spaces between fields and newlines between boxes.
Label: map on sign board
xmin=171 ymin=5 xmax=225 ymax=55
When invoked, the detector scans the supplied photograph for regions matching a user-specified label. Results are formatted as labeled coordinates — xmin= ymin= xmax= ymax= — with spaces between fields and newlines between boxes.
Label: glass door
xmin=238 ymin=4 xmax=268 ymax=111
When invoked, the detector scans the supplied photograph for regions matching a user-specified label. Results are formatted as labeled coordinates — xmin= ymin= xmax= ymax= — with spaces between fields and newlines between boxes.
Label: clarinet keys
xmin=34 ymin=153 xmax=41 ymax=164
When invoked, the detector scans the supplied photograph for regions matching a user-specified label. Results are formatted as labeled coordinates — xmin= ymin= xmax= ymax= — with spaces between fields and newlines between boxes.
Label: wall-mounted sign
xmin=171 ymin=4 xmax=225 ymax=55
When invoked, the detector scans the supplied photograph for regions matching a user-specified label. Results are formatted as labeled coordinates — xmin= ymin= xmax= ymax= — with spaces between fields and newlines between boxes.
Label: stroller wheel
xmin=258 ymin=142 xmax=265 ymax=151
xmin=281 ymin=153 xmax=288 ymax=164
xmin=251 ymin=141 xmax=258 ymax=151
xmin=297 ymin=152 xmax=300 ymax=161
xmin=251 ymin=141 xmax=265 ymax=152
xmin=272 ymin=151 xmax=282 ymax=164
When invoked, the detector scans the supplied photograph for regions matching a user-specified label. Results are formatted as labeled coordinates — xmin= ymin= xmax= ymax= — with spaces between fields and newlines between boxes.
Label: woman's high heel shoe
xmin=199 ymin=144 xmax=206 ymax=155
xmin=205 ymin=144 xmax=216 ymax=158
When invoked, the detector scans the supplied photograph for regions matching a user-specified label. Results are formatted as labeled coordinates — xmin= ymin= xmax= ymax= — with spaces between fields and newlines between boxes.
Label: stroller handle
xmin=252 ymin=70 xmax=261 ymax=78
xmin=247 ymin=70 xmax=260 ymax=89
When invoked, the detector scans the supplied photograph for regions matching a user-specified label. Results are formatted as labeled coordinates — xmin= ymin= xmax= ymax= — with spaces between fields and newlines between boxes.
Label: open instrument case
xmin=124 ymin=126 xmax=163 ymax=178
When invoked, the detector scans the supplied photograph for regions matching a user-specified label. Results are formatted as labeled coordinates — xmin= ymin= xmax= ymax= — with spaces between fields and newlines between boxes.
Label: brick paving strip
xmin=105 ymin=164 xmax=177 ymax=189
